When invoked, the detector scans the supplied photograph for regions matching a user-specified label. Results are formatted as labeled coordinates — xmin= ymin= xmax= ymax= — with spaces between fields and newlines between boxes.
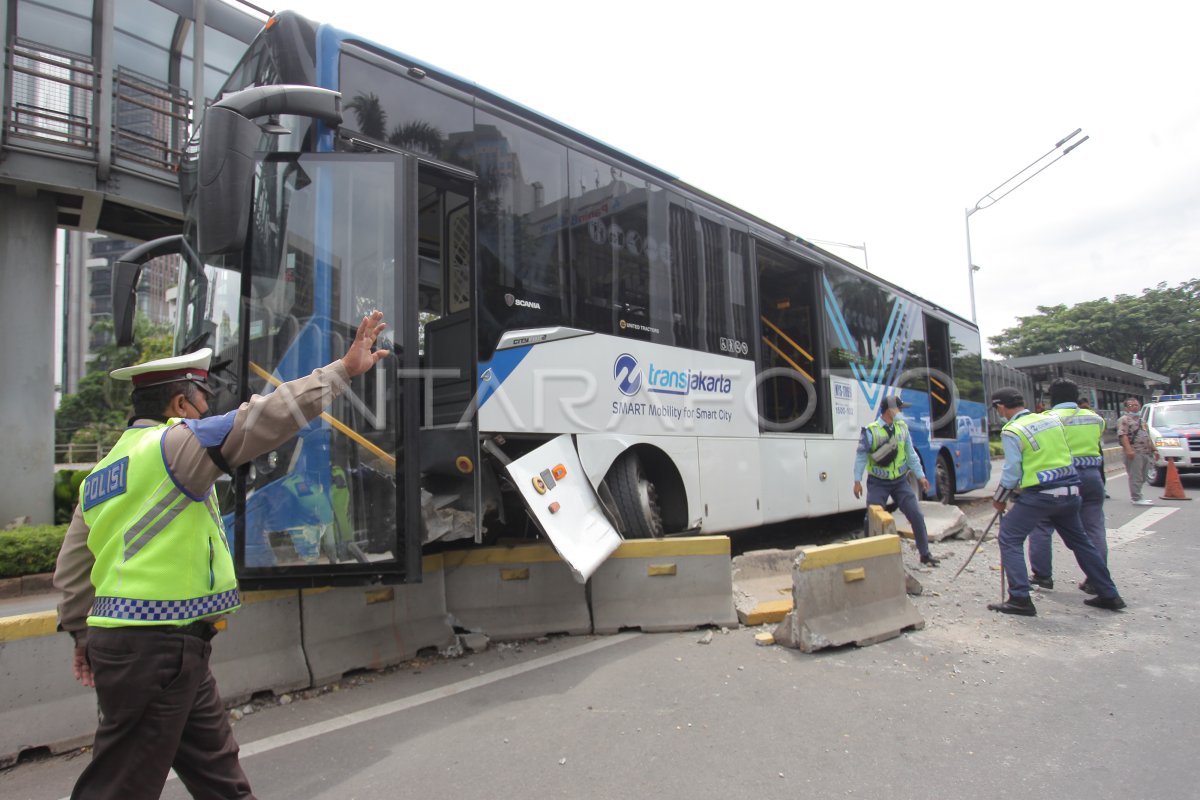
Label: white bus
xmin=114 ymin=11 xmax=989 ymax=587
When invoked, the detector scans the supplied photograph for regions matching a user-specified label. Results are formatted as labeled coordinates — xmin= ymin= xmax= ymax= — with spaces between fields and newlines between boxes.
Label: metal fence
xmin=113 ymin=67 xmax=192 ymax=171
xmin=5 ymin=38 xmax=97 ymax=152
xmin=4 ymin=38 xmax=191 ymax=174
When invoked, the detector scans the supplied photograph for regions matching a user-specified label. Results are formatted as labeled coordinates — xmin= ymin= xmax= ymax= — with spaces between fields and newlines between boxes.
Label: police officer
xmin=853 ymin=395 xmax=939 ymax=566
xmin=1027 ymin=378 xmax=1108 ymax=593
xmin=53 ymin=311 xmax=390 ymax=800
xmin=988 ymin=386 xmax=1126 ymax=616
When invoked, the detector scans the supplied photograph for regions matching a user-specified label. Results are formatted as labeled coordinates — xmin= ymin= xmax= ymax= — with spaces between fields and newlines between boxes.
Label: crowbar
xmin=952 ymin=507 xmax=1003 ymax=581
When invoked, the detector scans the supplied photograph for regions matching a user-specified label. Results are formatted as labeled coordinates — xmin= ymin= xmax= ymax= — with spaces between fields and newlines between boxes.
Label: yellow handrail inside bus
xmin=759 ymin=316 xmax=814 ymax=362
xmin=248 ymin=360 xmax=396 ymax=467
xmin=760 ymin=336 xmax=814 ymax=383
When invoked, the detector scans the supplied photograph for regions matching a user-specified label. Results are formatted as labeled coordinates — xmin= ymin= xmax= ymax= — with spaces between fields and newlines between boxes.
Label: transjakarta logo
xmin=613 ymin=353 xmax=642 ymax=396
xmin=503 ymin=293 xmax=542 ymax=310
xmin=613 ymin=354 xmax=732 ymax=397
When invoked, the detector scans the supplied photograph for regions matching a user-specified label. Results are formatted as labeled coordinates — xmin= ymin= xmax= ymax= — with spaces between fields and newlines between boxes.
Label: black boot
xmin=988 ymin=595 xmax=1037 ymax=616
xmin=1084 ymin=594 xmax=1127 ymax=611
xmin=1030 ymin=574 xmax=1054 ymax=590
xmin=1078 ymin=580 xmax=1098 ymax=595
xmin=920 ymin=553 xmax=940 ymax=567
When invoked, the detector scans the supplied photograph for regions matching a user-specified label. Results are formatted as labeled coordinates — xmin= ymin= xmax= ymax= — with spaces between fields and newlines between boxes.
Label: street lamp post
xmin=964 ymin=128 xmax=1089 ymax=323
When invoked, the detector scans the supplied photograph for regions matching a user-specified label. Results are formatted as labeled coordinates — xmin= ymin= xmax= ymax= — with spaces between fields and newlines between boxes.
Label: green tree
xmin=988 ymin=279 xmax=1200 ymax=390
xmin=55 ymin=318 xmax=176 ymax=458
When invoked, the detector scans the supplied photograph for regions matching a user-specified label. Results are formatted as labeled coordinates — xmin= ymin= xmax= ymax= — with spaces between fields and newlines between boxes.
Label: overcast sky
xmin=274 ymin=0 xmax=1199 ymax=357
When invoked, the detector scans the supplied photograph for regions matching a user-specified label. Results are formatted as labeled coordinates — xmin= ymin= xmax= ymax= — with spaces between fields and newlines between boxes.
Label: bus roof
xmin=269 ymin=10 xmax=977 ymax=330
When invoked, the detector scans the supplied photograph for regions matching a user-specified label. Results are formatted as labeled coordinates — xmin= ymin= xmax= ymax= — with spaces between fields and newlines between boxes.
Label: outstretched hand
xmin=341 ymin=311 xmax=391 ymax=378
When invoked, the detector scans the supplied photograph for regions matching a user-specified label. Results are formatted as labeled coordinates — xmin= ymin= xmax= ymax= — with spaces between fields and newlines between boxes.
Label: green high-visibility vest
xmin=1049 ymin=407 xmax=1104 ymax=464
xmin=865 ymin=418 xmax=912 ymax=480
xmin=80 ymin=422 xmax=240 ymax=628
xmin=1001 ymin=411 xmax=1076 ymax=488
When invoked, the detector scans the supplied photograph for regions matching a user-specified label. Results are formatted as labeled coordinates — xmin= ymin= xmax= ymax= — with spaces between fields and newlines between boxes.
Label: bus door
xmin=923 ymin=314 xmax=955 ymax=439
xmin=224 ymin=152 xmax=423 ymax=587
xmin=411 ymin=164 xmax=482 ymax=544
xmin=754 ymin=243 xmax=840 ymax=519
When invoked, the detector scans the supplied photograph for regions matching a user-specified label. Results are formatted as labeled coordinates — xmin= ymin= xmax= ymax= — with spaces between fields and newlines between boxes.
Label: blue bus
xmin=114 ymin=10 xmax=988 ymax=587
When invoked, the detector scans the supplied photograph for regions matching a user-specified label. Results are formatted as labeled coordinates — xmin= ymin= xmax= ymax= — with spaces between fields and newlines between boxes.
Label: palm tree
xmin=345 ymin=93 xmax=387 ymax=141
xmin=388 ymin=120 xmax=444 ymax=156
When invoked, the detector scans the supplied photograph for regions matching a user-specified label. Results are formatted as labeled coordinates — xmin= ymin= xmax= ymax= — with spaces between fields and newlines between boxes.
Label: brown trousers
xmin=72 ymin=627 xmax=256 ymax=800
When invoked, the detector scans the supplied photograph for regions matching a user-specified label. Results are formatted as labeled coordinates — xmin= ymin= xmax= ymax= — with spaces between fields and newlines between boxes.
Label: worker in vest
xmin=988 ymin=386 xmax=1125 ymax=616
xmin=1027 ymin=378 xmax=1109 ymax=594
xmin=852 ymin=395 xmax=939 ymax=566
xmin=53 ymin=311 xmax=390 ymax=800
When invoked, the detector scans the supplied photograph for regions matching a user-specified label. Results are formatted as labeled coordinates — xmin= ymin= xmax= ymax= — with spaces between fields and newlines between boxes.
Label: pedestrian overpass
xmin=1 ymin=0 xmax=265 ymax=523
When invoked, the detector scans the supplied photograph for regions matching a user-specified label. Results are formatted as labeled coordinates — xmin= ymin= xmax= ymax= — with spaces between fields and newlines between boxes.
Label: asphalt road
xmin=4 ymin=472 xmax=1198 ymax=800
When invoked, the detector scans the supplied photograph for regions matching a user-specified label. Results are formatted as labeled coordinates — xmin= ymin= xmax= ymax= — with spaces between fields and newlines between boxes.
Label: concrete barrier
xmin=301 ymin=554 xmax=455 ymax=686
xmin=591 ymin=537 xmax=738 ymax=634
xmin=773 ymin=534 xmax=925 ymax=652
xmin=443 ymin=544 xmax=591 ymax=640
xmin=0 ymin=612 xmax=96 ymax=768
xmin=211 ymin=589 xmax=309 ymax=704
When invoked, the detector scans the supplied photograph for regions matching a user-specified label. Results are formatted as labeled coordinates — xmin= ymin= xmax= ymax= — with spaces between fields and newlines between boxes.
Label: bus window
xmin=668 ymin=206 xmax=754 ymax=357
xmin=569 ymin=151 xmax=679 ymax=345
xmin=755 ymin=244 xmax=827 ymax=433
xmin=339 ymin=49 xmax=473 ymax=168
xmin=475 ymin=110 xmax=569 ymax=358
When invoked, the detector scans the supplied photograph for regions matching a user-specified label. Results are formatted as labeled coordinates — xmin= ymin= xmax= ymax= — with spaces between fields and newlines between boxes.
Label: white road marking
xmin=1108 ymin=507 xmax=1179 ymax=547
xmin=239 ymin=632 xmax=641 ymax=759
xmin=56 ymin=633 xmax=643 ymax=800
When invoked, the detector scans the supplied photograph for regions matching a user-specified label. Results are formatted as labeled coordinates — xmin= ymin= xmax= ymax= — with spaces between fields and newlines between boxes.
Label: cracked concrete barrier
xmin=443 ymin=544 xmax=591 ymax=640
xmin=773 ymin=534 xmax=925 ymax=653
xmin=591 ymin=537 xmax=738 ymax=634
xmin=731 ymin=547 xmax=801 ymax=626
xmin=211 ymin=589 xmax=309 ymax=704
xmin=301 ymin=554 xmax=455 ymax=686
xmin=892 ymin=501 xmax=969 ymax=543
xmin=0 ymin=611 xmax=96 ymax=768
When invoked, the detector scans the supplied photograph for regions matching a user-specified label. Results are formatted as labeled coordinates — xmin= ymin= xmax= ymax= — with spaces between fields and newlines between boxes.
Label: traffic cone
xmin=1160 ymin=459 xmax=1191 ymax=501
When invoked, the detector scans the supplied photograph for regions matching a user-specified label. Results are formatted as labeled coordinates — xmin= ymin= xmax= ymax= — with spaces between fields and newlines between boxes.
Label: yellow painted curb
xmin=740 ymin=598 xmax=793 ymax=626
xmin=798 ymin=534 xmax=901 ymax=571
xmin=609 ymin=536 xmax=730 ymax=558
xmin=242 ymin=589 xmax=297 ymax=604
xmin=0 ymin=611 xmax=58 ymax=642
xmin=443 ymin=543 xmax=564 ymax=567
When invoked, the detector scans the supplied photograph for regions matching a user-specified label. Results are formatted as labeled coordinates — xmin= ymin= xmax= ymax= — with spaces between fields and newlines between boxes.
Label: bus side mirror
xmin=194 ymin=85 xmax=342 ymax=256
xmin=197 ymin=106 xmax=261 ymax=256
xmin=112 ymin=260 xmax=143 ymax=347
xmin=112 ymin=235 xmax=185 ymax=346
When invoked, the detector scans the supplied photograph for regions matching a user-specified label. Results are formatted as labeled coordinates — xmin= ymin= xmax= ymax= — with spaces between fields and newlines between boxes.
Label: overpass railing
xmin=5 ymin=38 xmax=97 ymax=154
xmin=4 ymin=38 xmax=191 ymax=176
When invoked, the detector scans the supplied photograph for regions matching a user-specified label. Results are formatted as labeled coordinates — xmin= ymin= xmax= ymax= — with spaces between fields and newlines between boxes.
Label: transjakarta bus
xmin=114 ymin=11 xmax=988 ymax=587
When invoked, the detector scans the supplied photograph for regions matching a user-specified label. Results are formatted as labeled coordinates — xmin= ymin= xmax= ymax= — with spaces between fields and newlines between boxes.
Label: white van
xmin=1142 ymin=394 xmax=1200 ymax=486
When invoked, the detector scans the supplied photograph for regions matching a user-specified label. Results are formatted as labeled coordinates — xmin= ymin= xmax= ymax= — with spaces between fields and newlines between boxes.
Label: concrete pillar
xmin=0 ymin=187 xmax=57 ymax=525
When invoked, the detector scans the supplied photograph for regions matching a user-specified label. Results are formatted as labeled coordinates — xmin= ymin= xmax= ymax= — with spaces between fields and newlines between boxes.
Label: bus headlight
xmin=1155 ymin=437 xmax=1181 ymax=448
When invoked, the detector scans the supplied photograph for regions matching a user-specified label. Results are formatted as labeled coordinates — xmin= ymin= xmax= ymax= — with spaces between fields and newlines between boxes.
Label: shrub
xmin=0 ymin=524 xmax=69 ymax=578
xmin=54 ymin=470 xmax=88 ymax=525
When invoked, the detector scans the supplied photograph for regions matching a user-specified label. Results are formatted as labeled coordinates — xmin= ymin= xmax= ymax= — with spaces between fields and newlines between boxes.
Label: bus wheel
xmin=606 ymin=451 xmax=664 ymax=539
xmin=935 ymin=454 xmax=955 ymax=504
